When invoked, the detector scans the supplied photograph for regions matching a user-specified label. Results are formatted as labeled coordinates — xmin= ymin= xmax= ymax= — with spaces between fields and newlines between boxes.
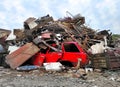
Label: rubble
xmin=0 ymin=12 xmax=120 ymax=73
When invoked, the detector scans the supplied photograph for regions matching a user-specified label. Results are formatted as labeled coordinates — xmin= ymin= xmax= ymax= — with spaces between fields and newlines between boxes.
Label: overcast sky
xmin=0 ymin=0 xmax=120 ymax=34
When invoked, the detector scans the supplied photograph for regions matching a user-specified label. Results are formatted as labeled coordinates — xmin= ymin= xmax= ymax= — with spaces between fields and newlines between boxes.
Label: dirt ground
xmin=0 ymin=66 xmax=120 ymax=87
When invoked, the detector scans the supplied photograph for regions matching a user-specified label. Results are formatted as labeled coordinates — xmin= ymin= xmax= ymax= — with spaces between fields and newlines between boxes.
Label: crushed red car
xmin=32 ymin=42 xmax=89 ymax=67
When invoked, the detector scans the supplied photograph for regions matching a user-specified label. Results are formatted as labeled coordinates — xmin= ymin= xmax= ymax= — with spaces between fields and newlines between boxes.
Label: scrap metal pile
xmin=0 ymin=13 xmax=120 ymax=70
xmin=7 ymin=14 xmax=113 ymax=52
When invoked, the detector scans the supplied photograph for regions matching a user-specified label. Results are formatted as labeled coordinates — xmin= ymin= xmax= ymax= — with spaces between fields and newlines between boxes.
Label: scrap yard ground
xmin=0 ymin=67 xmax=120 ymax=87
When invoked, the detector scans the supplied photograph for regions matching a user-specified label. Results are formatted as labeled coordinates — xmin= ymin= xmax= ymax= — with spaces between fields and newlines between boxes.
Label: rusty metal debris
xmin=6 ymin=42 xmax=40 ymax=69
xmin=0 ymin=12 xmax=120 ymax=71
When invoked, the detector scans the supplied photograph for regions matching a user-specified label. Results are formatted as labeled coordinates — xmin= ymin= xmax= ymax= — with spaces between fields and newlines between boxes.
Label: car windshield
xmin=63 ymin=43 xmax=80 ymax=52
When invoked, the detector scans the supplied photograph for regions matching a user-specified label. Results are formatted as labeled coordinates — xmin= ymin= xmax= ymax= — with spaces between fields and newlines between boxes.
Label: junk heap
xmin=0 ymin=13 xmax=120 ymax=71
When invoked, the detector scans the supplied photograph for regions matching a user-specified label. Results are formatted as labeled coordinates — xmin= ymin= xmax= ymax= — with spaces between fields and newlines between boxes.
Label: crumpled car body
xmin=32 ymin=42 xmax=89 ymax=67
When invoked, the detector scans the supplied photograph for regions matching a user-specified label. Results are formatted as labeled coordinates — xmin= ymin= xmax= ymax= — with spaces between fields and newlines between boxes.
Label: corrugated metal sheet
xmin=6 ymin=42 xmax=40 ymax=69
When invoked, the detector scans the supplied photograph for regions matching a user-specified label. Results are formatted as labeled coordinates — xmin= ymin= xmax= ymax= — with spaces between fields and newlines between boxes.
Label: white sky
xmin=0 ymin=0 xmax=120 ymax=34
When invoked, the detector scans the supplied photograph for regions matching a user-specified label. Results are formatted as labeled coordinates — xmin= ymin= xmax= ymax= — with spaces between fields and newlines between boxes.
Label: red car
xmin=32 ymin=42 xmax=89 ymax=67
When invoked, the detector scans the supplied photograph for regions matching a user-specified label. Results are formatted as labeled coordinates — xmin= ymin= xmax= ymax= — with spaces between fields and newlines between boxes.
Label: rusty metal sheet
xmin=6 ymin=42 xmax=40 ymax=69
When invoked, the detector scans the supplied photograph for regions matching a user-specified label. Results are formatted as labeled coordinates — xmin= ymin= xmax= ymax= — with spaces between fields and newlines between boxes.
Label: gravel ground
xmin=0 ymin=67 xmax=120 ymax=87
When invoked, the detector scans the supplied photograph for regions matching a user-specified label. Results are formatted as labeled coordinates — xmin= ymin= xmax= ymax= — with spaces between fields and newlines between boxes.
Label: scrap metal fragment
xmin=6 ymin=42 xmax=40 ymax=69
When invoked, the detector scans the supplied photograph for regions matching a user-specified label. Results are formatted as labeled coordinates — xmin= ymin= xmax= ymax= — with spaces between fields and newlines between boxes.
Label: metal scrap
xmin=0 ymin=12 xmax=119 ymax=70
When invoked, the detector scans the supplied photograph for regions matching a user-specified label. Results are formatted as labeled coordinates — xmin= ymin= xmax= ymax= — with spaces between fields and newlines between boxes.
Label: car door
xmin=45 ymin=48 xmax=62 ymax=62
xmin=61 ymin=42 xmax=88 ymax=66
